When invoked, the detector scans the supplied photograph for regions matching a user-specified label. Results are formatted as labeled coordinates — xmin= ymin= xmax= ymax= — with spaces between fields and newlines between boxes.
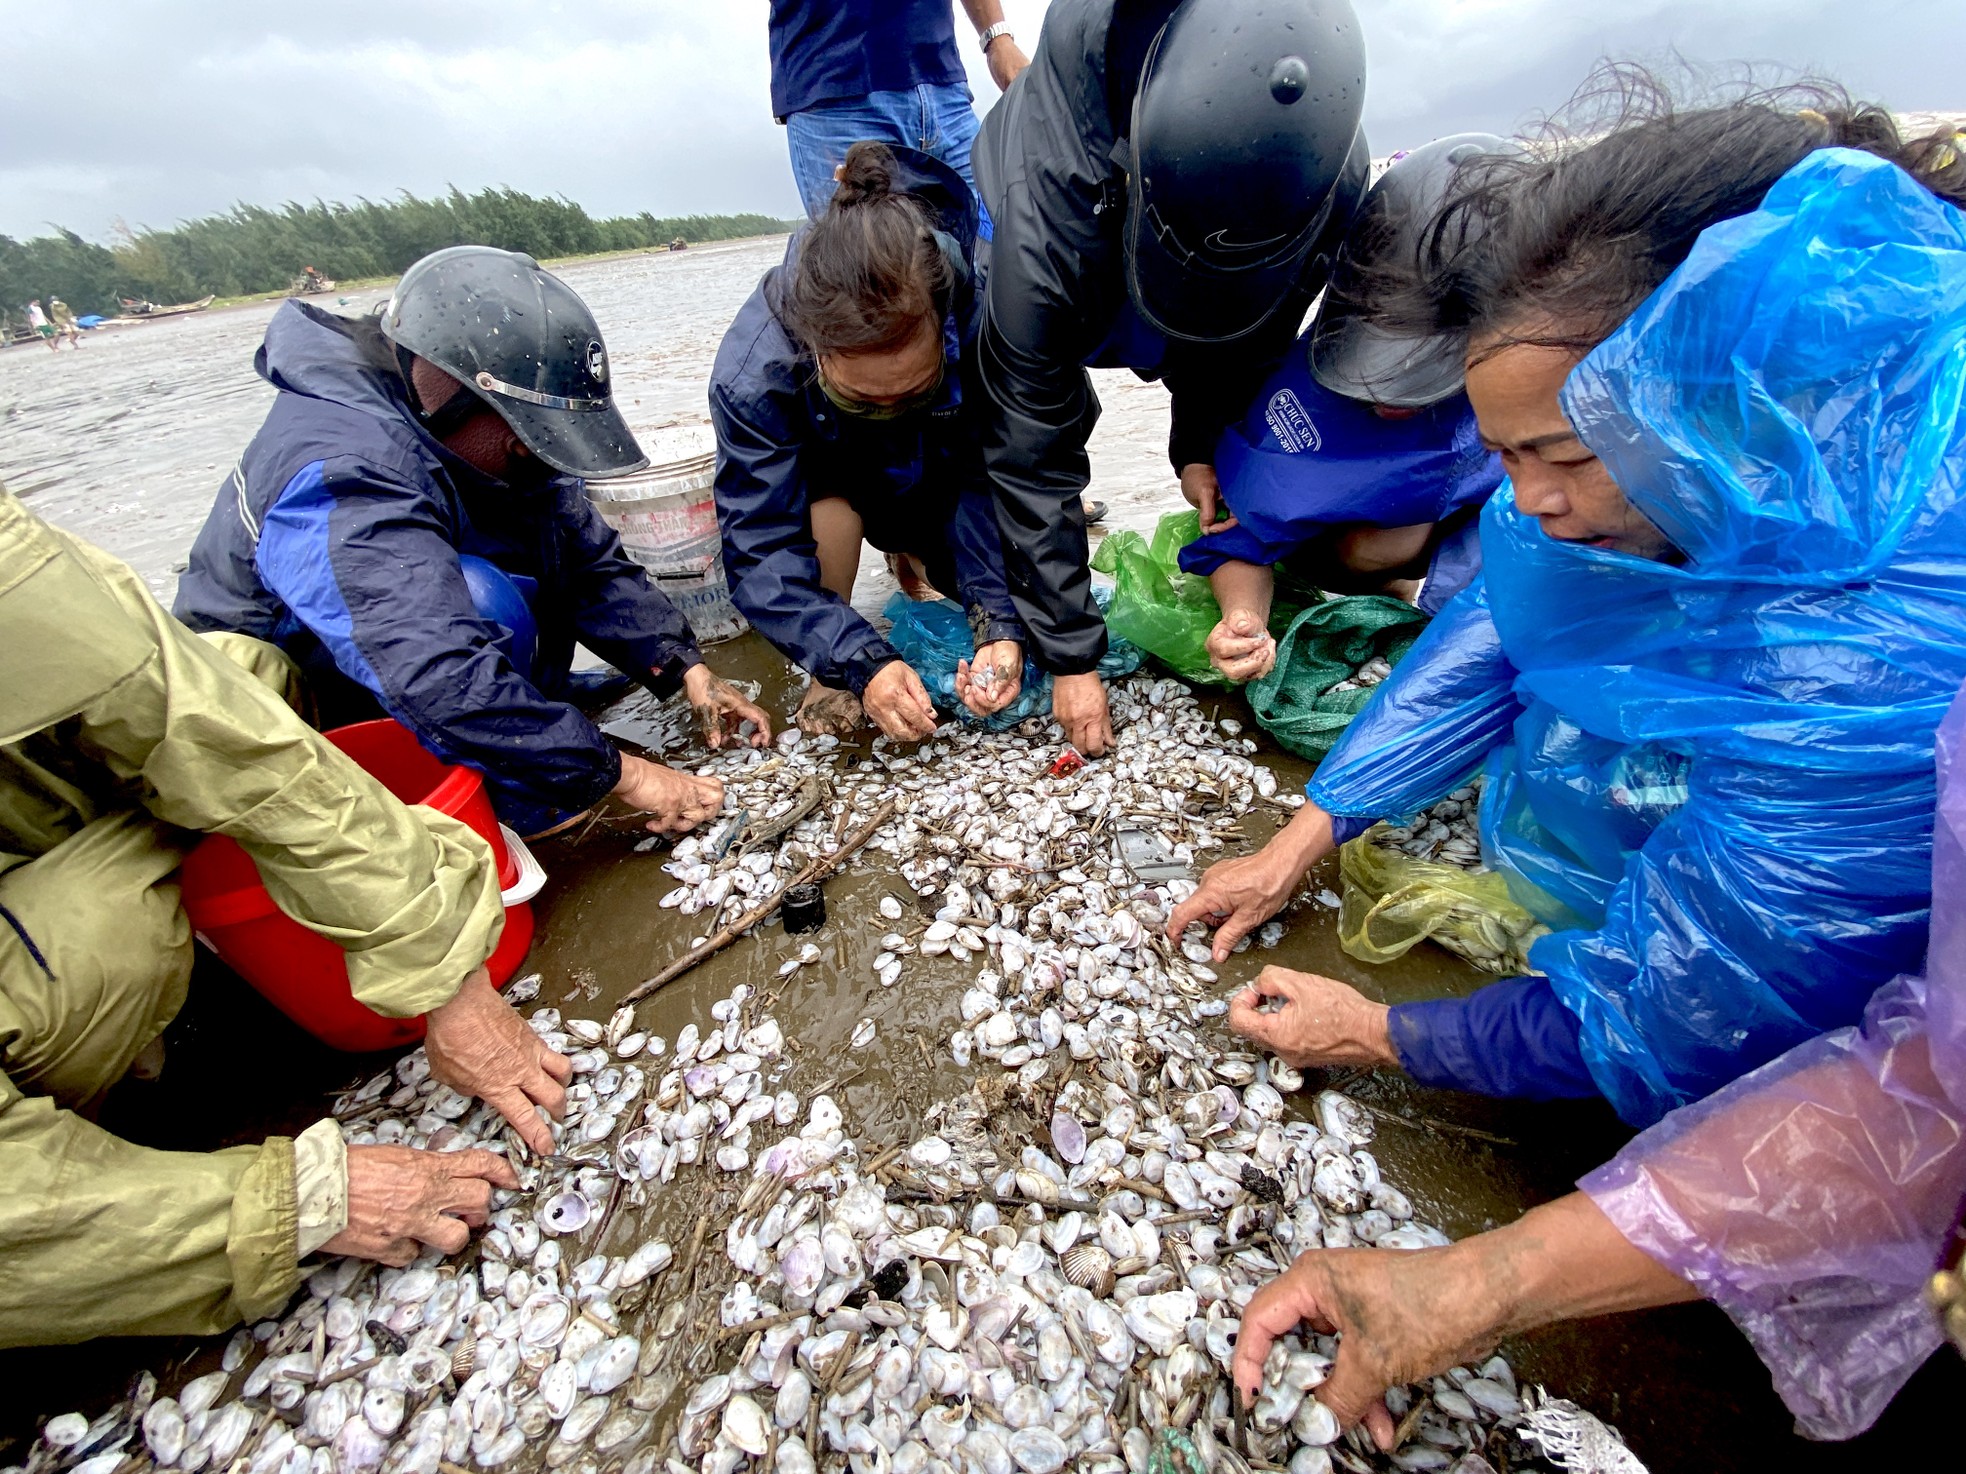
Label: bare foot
xmin=797 ymin=681 xmax=865 ymax=736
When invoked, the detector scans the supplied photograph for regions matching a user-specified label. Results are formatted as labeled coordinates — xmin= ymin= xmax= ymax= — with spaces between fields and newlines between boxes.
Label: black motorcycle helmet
xmin=1310 ymin=132 xmax=1522 ymax=407
xmin=381 ymin=245 xmax=648 ymax=479
xmin=1124 ymin=0 xmax=1369 ymax=345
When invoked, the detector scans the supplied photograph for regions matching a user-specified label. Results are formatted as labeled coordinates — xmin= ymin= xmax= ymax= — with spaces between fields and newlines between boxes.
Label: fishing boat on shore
xmin=114 ymin=294 xmax=216 ymax=321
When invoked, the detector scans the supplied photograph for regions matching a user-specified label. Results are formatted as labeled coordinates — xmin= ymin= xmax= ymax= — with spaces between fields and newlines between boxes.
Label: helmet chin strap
xmin=397 ymin=344 xmax=487 ymax=441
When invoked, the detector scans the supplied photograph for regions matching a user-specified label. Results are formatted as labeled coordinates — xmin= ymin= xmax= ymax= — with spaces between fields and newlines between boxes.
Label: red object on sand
xmin=1048 ymin=749 xmax=1086 ymax=779
xmin=180 ymin=720 xmax=533 ymax=1052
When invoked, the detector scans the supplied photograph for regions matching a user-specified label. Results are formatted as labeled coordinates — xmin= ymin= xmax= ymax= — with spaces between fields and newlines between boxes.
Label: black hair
xmin=781 ymin=142 xmax=954 ymax=356
xmin=1348 ymin=65 xmax=1966 ymax=366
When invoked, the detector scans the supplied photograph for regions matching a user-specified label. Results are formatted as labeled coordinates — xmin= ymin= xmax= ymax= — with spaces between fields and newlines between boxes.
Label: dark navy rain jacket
xmin=173 ymin=303 xmax=702 ymax=832
xmin=710 ymin=147 xmax=1026 ymax=696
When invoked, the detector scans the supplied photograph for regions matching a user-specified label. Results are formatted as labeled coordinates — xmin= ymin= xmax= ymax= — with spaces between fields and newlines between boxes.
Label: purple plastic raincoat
xmin=1582 ymin=683 xmax=1966 ymax=1438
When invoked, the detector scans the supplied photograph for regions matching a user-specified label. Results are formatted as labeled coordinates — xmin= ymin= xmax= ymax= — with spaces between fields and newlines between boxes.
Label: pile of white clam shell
xmin=1371 ymin=785 xmax=1484 ymax=871
xmin=13 ymin=677 xmax=1644 ymax=1474
xmin=1327 ymin=656 xmax=1395 ymax=697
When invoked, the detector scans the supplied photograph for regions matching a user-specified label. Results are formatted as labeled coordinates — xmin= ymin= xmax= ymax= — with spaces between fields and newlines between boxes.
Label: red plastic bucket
xmin=180 ymin=720 xmax=535 ymax=1051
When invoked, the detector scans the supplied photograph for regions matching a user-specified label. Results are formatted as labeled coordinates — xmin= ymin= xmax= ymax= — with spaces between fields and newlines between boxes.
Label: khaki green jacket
xmin=0 ymin=490 xmax=504 ymax=1344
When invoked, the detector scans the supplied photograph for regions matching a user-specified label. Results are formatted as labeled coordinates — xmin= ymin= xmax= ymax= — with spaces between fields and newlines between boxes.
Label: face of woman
xmin=816 ymin=320 xmax=944 ymax=415
xmin=1465 ymin=339 xmax=1675 ymax=561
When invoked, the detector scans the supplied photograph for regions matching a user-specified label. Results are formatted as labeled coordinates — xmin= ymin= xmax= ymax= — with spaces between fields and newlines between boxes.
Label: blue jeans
xmin=785 ymin=82 xmax=982 ymax=218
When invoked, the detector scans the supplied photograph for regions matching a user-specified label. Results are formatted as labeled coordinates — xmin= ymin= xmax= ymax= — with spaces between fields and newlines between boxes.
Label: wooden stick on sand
xmin=622 ymin=798 xmax=897 ymax=1008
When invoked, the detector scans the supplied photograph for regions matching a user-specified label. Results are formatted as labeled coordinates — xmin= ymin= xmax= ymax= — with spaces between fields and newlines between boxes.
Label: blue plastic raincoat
xmin=1310 ymin=150 xmax=1966 ymax=1124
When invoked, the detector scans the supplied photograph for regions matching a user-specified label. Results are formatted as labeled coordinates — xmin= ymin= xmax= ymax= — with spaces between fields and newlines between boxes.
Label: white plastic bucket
xmin=589 ymin=423 xmax=747 ymax=645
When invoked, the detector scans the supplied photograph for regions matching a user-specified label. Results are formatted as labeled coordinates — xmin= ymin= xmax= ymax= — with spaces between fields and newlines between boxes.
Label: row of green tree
xmin=1 ymin=187 xmax=797 ymax=320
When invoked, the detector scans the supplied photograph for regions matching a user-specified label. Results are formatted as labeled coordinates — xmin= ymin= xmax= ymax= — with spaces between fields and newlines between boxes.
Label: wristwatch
xmin=978 ymin=20 xmax=1015 ymax=54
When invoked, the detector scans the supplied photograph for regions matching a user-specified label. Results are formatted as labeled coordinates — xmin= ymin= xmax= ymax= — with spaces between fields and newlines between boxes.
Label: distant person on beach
xmin=174 ymin=246 xmax=772 ymax=841
xmin=1193 ymin=137 xmax=1514 ymax=684
xmin=766 ymin=0 xmax=1028 ymax=218
xmin=973 ymin=0 xmax=1368 ymax=755
xmin=712 ymin=142 xmax=1027 ymax=741
xmin=46 ymin=298 xmax=81 ymax=349
xmin=23 ymin=299 xmax=55 ymax=352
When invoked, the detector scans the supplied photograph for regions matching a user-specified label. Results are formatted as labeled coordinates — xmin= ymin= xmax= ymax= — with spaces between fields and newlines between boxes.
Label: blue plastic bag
xmin=883 ymin=592 xmax=1143 ymax=731
xmin=1309 ymin=150 xmax=1966 ymax=1124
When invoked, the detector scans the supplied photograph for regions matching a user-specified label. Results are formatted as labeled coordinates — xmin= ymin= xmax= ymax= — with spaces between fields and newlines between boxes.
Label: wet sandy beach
xmin=1 ymin=239 xmax=1958 ymax=1471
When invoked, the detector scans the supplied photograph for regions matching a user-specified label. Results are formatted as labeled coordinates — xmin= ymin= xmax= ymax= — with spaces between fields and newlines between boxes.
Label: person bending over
xmin=1 ymin=489 xmax=569 ymax=1346
xmin=713 ymin=142 xmax=1028 ymax=741
xmin=972 ymin=0 xmax=1369 ymax=753
xmin=1195 ymin=137 xmax=1513 ymax=683
xmin=175 ymin=246 xmax=768 ymax=841
xmin=1172 ymin=83 xmax=1966 ymax=1126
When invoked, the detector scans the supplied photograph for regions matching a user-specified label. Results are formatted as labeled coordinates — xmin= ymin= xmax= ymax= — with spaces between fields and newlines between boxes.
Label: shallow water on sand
xmin=0 ymin=242 xmax=1958 ymax=1473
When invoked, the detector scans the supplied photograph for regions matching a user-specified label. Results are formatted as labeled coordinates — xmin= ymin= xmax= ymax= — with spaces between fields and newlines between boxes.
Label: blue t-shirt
xmin=768 ymin=0 xmax=969 ymax=119
xmin=1180 ymin=338 xmax=1502 ymax=579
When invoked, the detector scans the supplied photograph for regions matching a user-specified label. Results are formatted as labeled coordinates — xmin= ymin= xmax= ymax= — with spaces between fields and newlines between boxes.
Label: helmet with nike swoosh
xmin=1123 ymin=0 xmax=1368 ymax=344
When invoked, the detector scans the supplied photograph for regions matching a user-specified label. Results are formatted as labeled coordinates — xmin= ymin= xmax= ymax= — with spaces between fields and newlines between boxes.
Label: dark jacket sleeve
xmin=710 ymin=380 xmax=900 ymax=695
xmin=946 ymin=474 xmax=1028 ymax=649
xmin=971 ymin=14 xmax=1119 ymax=677
xmin=1388 ymin=976 xmax=1600 ymax=1101
xmin=1162 ymin=318 xmax=1304 ymax=476
xmin=557 ymin=488 xmax=702 ymax=695
xmin=255 ymin=457 xmax=621 ymax=813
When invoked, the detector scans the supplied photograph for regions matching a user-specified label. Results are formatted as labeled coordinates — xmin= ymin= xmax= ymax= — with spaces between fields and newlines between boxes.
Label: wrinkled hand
xmin=1207 ymin=608 xmax=1277 ymax=683
xmin=1181 ymin=462 xmax=1234 ymax=530
xmin=1167 ymin=847 xmax=1303 ymax=959
xmin=423 ymin=966 xmax=571 ymax=1154
xmin=1052 ymin=672 xmax=1113 ymax=758
xmin=1230 ymin=966 xmax=1397 ymax=1070
xmin=863 ymin=660 xmax=941 ymax=742
xmin=323 ymin=1145 xmax=519 ymax=1267
xmin=985 ymin=35 xmax=1029 ymax=92
xmin=797 ymin=684 xmax=866 ymax=737
xmin=682 ymin=663 xmax=773 ymax=750
xmin=1234 ymin=1247 xmax=1500 ymax=1452
xmin=613 ymin=752 xmax=725 ymax=834
xmin=956 ymin=640 xmax=1024 ymax=718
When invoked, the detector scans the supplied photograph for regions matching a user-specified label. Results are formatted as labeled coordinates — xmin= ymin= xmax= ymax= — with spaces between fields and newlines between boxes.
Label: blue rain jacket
xmin=710 ymin=147 xmax=1026 ymax=697
xmin=1181 ymin=340 xmax=1502 ymax=613
xmin=1308 ymin=151 xmax=1966 ymax=1124
xmin=173 ymin=303 xmax=701 ymax=832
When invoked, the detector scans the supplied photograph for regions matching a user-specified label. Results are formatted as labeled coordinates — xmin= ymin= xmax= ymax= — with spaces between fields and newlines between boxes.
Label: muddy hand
xmin=1230 ymin=966 xmax=1397 ymax=1070
xmin=1234 ymin=1246 xmax=1498 ymax=1451
xmin=956 ymin=639 xmax=1024 ymax=718
xmin=1167 ymin=848 xmax=1300 ymax=960
xmin=1206 ymin=609 xmax=1276 ymax=683
xmin=797 ymin=682 xmax=866 ymax=737
xmin=1052 ymin=672 xmax=1113 ymax=758
xmin=863 ymin=660 xmax=941 ymax=742
xmin=325 ymin=1145 xmax=519 ymax=1266
xmin=682 ymin=663 xmax=772 ymax=750
xmin=1181 ymin=462 xmax=1236 ymax=530
xmin=612 ymin=752 xmax=725 ymax=834
xmin=423 ymin=966 xmax=571 ymax=1155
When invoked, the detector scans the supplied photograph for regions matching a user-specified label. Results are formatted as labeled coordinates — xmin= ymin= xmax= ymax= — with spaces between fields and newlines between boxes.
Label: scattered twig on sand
xmin=624 ymin=799 xmax=897 ymax=1007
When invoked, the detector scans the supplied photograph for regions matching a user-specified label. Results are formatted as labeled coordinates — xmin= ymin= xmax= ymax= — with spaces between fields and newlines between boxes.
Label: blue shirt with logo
xmin=1180 ymin=340 xmax=1502 ymax=607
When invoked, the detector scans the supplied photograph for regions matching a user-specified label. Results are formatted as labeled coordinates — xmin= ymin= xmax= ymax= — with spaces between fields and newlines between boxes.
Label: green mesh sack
xmin=1247 ymin=595 xmax=1428 ymax=761
xmin=1089 ymin=510 xmax=1224 ymax=684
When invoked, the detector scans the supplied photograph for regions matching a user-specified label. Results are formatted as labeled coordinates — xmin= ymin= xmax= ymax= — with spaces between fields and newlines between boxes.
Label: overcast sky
xmin=0 ymin=0 xmax=1956 ymax=242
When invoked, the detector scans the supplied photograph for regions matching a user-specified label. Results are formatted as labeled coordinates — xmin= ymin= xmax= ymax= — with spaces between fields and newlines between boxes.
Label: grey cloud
xmin=0 ymin=0 xmax=1954 ymax=241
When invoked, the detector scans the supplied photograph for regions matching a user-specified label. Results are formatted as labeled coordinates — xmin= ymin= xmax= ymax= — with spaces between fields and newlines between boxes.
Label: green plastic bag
xmin=1247 ymin=595 xmax=1427 ymax=762
xmin=1089 ymin=510 xmax=1224 ymax=684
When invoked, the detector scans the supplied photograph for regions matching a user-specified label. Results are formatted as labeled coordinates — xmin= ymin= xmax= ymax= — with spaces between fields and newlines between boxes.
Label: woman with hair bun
xmin=712 ymin=141 xmax=1026 ymax=740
